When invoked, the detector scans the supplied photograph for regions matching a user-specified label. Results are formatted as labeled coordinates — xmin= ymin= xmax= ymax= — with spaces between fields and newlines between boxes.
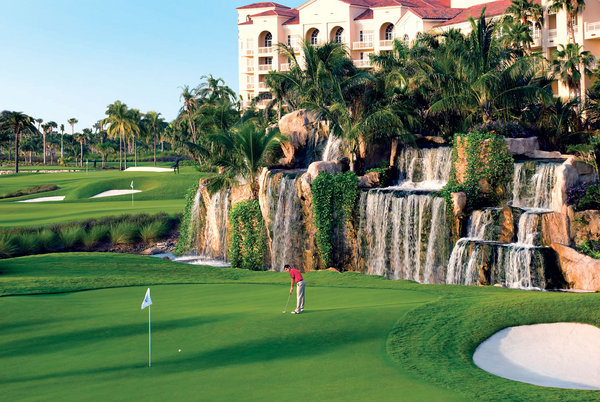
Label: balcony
xmin=353 ymin=59 xmax=372 ymax=68
xmin=531 ymin=29 xmax=541 ymax=48
xmin=243 ymin=65 xmax=254 ymax=74
xmin=586 ymin=21 xmax=600 ymax=39
xmin=280 ymin=63 xmax=290 ymax=72
xmin=258 ymin=46 xmax=273 ymax=55
xmin=379 ymin=40 xmax=394 ymax=49
xmin=353 ymin=41 xmax=374 ymax=50
xmin=241 ymin=49 xmax=254 ymax=57
xmin=258 ymin=64 xmax=275 ymax=73
xmin=246 ymin=83 xmax=255 ymax=91
xmin=257 ymin=82 xmax=269 ymax=92
xmin=547 ymin=29 xmax=558 ymax=46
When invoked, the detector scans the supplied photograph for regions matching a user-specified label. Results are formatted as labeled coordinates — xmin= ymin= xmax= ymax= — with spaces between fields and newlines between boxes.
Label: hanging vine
xmin=229 ymin=200 xmax=267 ymax=271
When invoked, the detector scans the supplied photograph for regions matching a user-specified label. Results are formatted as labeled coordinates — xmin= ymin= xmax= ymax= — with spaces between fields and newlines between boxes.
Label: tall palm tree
xmin=67 ymin=118 xmax=78 ymax=135
xmin=41 ymin=121 xmax=57 ymax=164
xmin=548 ymin=0 xmax=586 ymax=43
xmin=552 ymin=43 xmax=595 ymax=98
xmin=103 ymin=101 xmax=137 ymax=170
xmin=74 ymin=131 xmax=89 ymax=167
xmin=59 ymin=123 xmax=65 ymax=158
xmin=144 ymin=111 xmax=164 ymax=166
xmin=179 ymin=85 xmax=198 ymax=144
xmin=197 ymin=74 xmax=236 ymax=104
xmin=0 ymin=111 xmax=38 ymax=173
xmin=93 ymin=142 xmax=115 ymax=168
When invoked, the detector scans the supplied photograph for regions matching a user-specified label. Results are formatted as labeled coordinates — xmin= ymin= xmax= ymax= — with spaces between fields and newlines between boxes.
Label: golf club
xmin=282 ymin=292 xmax=291 ymax=313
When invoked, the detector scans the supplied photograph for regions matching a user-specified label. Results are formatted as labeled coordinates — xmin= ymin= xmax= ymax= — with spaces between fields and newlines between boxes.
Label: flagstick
xmin=148 ymin=305 xmax=151 ymax=368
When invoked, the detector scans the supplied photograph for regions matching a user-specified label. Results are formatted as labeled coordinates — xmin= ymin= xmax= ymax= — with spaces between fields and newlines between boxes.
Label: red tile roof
xmin=283 ymin=10 xmax=300 ymax=25
xmin=250 ymin=9 xmax=298 ymax=17
xmin=238 ymin=20 xmax=254 ymax=25
xmin=355 ymin=9 xmax=374 ymax=20
xmin=236 ymin=2 xmax=291 ymax=10
xmin=438 ymin=0 xmax=511 ymax=26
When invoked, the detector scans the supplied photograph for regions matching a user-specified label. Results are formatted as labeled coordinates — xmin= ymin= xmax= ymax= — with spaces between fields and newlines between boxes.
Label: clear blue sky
xmin=0 ymin=0 xmax=304 ymax=131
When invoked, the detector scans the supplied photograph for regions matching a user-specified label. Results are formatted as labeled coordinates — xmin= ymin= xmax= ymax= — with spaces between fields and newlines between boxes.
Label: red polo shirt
xmin=289 ymin=268 xmax=303 ymax=283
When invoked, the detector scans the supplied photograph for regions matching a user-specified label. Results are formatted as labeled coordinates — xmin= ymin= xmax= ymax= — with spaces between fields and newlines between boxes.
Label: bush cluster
xmin=228 ymin=200 xmax=267 ymax=271
xmin=567 ymin=181 xmax=600 ymax=211
xmin=174 ymin=183 xmax=200 ymax=255
xmin=311 ymin=171 xmax=359 ymax=268
xmin=0 ymin=213 xmax=178 ymax=259
xmin=579 ymin=238 xmax=600 ymax=260
xmin=0 ymin=184 xmax=59 ymax=199
xmin=468 ymin=120 xmax=534 ymax=139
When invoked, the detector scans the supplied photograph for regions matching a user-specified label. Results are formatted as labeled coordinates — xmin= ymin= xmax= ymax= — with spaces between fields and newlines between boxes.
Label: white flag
xmin=141 ymin=288 xmax=152 ymax=310
xmin=130 ymin=180 xmax=134 ymax=189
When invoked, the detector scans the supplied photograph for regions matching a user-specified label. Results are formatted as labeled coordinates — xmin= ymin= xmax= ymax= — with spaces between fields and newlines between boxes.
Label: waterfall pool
xmin=151 ymin=253 xmax=230 ymax=267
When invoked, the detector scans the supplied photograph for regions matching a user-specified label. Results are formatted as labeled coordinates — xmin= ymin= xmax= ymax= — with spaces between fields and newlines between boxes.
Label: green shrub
xmin=579 ymin=238 xmax=600 ymax=260
xmin=16 ymin=233 xmax=42 ymax=255
xmin=0 ymin=184 xmax=60 ymax=199
xmin=229 ymin=200 xmax=267 ymax=271
xmin=577 ymin=183 xmax=600 ymax=211
xmin=83 ymin=225 xmax=109 ymax=249
xmin=140 ymin=221 xmax=168 ymax=243
xmin=110 ymin=223 xmax=139 ymax=245
xmin=60 ymin=227 xmax=84 ymax=249
xmin=38 ymin=229 xmax=60 ymax=252
xmin=0 ymin=234 xmax=19 ymax=258
xmin=174 ymin=184 xmax=200 ymax=255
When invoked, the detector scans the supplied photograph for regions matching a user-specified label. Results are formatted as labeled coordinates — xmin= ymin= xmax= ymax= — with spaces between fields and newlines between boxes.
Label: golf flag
xmin=141 ymin=288 xmax=152 ymax=310
xmin=130 ymin=180 xmax=134 ymax=189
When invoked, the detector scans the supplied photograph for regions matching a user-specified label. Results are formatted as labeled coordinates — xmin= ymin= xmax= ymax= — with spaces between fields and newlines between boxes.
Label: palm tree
xmin=59 ymin=123 xmax=65 ymax=158
xmin=0 ymin=111 xmax=38 ymax=173
xmin=552 ymin=43 xmax=595 ymax=98
xmin=179 ymin=85 xmax=198 ymax=143
xmin=207 ymin=122 xmax=286 ymax=199
xmin=67 ymin=118 xmax=78 ymax=135
xmin=143 ymin=111 xmax=164 ymax=166
xmin=41 ymin=121 xmax=57 ymax=164
xmin=103 ymin=101 xmax=137 ymax=170
xmin=548 ymin=0 xmax=585 ymax=43
xmin=504 ymin=0 xmax=544 ymax=52
xmin=93 ymin=142 xmax=115 ymax=168
xmin=197 ymin=74 xmax=236 ymax=103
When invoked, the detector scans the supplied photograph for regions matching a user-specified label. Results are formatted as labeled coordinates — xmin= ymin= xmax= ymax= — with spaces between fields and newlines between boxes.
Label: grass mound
xmin=0 ymin=183 xmax=59 ymax=199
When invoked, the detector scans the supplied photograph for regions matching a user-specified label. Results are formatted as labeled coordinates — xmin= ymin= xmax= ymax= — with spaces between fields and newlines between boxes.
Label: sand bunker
xmin=124 ymin=167 xmax=173 ymax=172
xmin=473 ymin=322 xmax=600 ymax=389
xmin=17 ymin=196 xmax=66 ymax=203
xmin=91 ymin=190 xmax=142 ymax=198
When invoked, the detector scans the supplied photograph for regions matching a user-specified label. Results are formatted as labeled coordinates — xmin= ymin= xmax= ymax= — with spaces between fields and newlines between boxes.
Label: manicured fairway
xmin=1 ymin=253 xmax=600 ymax=401
xmin=0 ymin=168 xmax=200 ymax=226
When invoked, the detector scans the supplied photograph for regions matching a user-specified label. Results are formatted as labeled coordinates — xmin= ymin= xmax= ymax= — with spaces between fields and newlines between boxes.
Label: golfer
xmin=284 ymin=264 xmax=304 ymax=314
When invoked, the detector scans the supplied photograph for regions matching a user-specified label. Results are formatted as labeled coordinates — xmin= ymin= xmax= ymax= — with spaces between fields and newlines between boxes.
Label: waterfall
xmin=199 ymin=189 xmax=230 ymax=260
xmin=466 ymin=209 xmax=496 ymax=240
xmin=516 ymin=211 xmax=541 ymax=245
xmin=512 ymin=162 xmax=560 ymax=210
xmin=358 ymin=189 xmax=450 ymax=283
xmin=322 ymin=135 xmax=343 ymax=161
xmin=264 ymin=171 xmax=306 ymax=271
xmin=395 ymin=147 xmax=452 ymax=191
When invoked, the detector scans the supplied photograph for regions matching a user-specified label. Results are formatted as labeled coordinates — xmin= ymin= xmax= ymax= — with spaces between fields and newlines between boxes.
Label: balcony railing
xmin=258 ymin=64 xmax=274 ymax=73
xmin=353 ymin=59 xmax=371 ymax=68
xmin=547 ymin=29 xmax=558 ymax=46
xmin=280 ymin=63 xmax=290 ymax=72
xmin=586 ymin=21 xmax=600 ymax=39
xmin=246 ymin=83 xmax=255 ymax=90
xmin=379 ymin=40 xmax=394 ymax=48
xmin=257 ymin=82 xmax=269 ymax=91
xmin=258 ymin=46 xmax=273 ymax=55
xmin=242 ymin=49 xmax=254 ymax=57
xmin=353 ymin=41 xmax=374 ymax=50
xmin=244 ymin=66 xmax=254 ymax=73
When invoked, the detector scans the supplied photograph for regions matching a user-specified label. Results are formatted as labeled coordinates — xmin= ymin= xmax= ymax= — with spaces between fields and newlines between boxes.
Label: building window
xmin=360 ymin=52 xmax=364 ymax=60
xmin=403 ymin=34 xmax=409 ymax=45
xmin=264 ymin=57 xmax=272 ymax=65
xmin=264 ymin=32 xmax=272 ymax=47
xmin=311 ymin=29 xmax=319 ymax=45
xmin=385 ymin=24 xmax=394 ymax=41
xmin=360 ymin=30 xmax=364 ymax=42
xmin=287 ymin=35 xmax=291 ymax=46
xmin=335 ymin=27 xmax=344 ymax=43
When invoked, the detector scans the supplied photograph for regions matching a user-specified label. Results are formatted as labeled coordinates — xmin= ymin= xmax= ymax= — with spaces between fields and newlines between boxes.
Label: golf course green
xmin=0 ymin=167 xmax=200 ymax=226
xmin=2 ymin=253 xmax=599 ymax=401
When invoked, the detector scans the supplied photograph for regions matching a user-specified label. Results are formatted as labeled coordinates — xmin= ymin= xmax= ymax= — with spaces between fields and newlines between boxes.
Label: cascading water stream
xmin=395 ymin=147 xmax=452 ymax=191
xmin=322 ymin=135 xmax=343 ymax=161
xmin=512 ymin=162 xmax=560 ymax=210
xmin=199 ymin=188 xmax=230 ymax=260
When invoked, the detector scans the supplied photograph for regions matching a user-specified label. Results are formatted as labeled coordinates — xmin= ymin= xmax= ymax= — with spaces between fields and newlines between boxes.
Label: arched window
xmin=385 ymin=24 xmax=394 ymax=41
xmin=265 ymin=32 xmax=272 ymax=47
xmin=311 ymin=29 xmax=319 ymax=45
xmin=334 ymin=27 xmax=344 ymax=43
xmin=403 ymin=34 xmax=410 ymax=45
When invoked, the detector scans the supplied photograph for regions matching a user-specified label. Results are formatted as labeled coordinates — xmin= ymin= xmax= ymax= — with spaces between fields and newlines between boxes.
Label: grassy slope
xmin=0 ymin=168 xmax=199 ymax=226
xmin=2 ymin=253 xmax=600 ymax=400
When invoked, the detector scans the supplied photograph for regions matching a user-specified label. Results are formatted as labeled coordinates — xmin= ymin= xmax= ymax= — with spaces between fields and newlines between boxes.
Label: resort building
xmin=237 ymin=0 xmax=600 ymax=106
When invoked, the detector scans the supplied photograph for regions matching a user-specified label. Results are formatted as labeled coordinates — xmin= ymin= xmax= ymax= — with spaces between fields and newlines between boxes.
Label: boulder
xmin=504 ymin=137 xmax=539 ymax=156
xmin=358 ymin=171 xmax=380 ymax=188
xmin=304 ymin=161 xmax=342 ymax=184
xmin=571 ymin=210 xmax=600 ymax=245
xmin=277 ymin=109 xmax=324 ymax=167
xmin=141 ymin=247 xmax=163 ymax=255
xmin=541 ymin=212 xmax=571 ymax=246
xmin=451 ymin=192 xmax=467 ymax=217
xmin=552 ymin=157 xmax=580 ymax=213
xmin=528 ymin=150 xmax=563 ymax=159
xmin=552 ymin=243 xmax=600 ymax=291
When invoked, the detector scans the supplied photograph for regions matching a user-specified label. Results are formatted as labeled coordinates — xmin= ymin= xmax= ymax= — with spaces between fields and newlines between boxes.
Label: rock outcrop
xmin=504 ymin=137 xmax=539 ymax=156
xmin=552 ymin=243 xmax=600 ymax=291
xmin=277 ymin=109 xmax=327 ymax=167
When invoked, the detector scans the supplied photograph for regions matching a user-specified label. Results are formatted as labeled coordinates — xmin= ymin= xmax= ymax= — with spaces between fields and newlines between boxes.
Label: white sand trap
xmin=17 ymin=196 xmax=65 ymax=203
xmin=473 ymin=322 xmax=600 ymax=389
xmin=91 ymin=190 xmax=142 ymax=198
xmin=124 ymin=167 xmax=173 ymax=172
